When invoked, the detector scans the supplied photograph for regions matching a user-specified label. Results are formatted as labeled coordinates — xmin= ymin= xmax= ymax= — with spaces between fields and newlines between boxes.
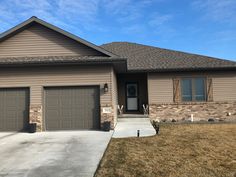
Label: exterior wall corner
xmin=29 ymin=104 xmax=43 ymax=132
xmin=100 ymin=104 xmax=115 ymax=130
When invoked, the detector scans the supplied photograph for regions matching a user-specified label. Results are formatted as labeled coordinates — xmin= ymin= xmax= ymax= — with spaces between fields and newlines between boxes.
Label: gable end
xmin=0 ymin=17 xmax=116 ymax=58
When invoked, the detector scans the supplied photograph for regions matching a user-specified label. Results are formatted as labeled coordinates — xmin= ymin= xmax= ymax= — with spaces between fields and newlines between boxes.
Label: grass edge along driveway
xmin=96 ymin=123 xmax=236 ymax=177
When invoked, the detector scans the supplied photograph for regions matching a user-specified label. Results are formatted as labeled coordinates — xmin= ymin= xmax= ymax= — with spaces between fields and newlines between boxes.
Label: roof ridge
xmin=101 ymin=41 xmax=236 ymax=71
xmin=101 ymin=41 xmax=236 ymax=63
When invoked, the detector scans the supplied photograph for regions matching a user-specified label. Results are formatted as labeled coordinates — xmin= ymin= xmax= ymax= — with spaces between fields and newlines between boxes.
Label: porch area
xmin=113 ymin=73 xmax=155 ymax=138
xmin=117 ymin=73 xmax=148 ymax=115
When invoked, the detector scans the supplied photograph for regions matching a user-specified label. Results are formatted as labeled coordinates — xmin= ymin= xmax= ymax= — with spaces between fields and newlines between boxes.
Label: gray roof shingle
xmin=101 ymin=42 xmax=236 ymax=72
xmin=0 ymin=56 xmax=124 ymax=65
xmin=0 ymin=55 xmax=127 ymax=72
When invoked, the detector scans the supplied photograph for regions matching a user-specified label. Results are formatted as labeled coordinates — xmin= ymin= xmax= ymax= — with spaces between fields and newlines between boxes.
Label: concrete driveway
xmin=0 ymin=131 xmax=112 ymax=177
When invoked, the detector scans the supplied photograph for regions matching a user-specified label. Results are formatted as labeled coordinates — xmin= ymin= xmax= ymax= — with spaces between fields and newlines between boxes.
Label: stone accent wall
xmin=29 ymin=104 xmax=43 ymax=131
xmin=149 ymin=102 xmax=236 ymax=122
xmin=101 ymin=104 xmax=115 ymax=129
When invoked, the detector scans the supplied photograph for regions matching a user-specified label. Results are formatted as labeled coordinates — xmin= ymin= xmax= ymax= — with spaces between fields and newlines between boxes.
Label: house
xmin=0 ymin=16 xmax=235 ymax=132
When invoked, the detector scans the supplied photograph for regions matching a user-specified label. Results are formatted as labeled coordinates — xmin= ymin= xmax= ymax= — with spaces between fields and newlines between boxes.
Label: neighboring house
xmin=0 ymin=16 xmax=235 ymax=132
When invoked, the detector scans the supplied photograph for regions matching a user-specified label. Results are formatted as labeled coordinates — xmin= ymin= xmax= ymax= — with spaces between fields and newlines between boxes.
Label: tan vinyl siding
xmin=148 ymin=74 xmax=173 ymax=104
xmin=212 ymin=74 xmax=236 ymax=102
xmin=148 ymin=72 xmax=236 ymax=104
xmin=0 ymin=65 xmax=112 ymax=105
xmin=111 ymin=68 xmax=118 ymax=124
xmin=31 ymin=85 xmax=42 ymax=104
xmin=0 ymin=24 xmax=105 ymax=58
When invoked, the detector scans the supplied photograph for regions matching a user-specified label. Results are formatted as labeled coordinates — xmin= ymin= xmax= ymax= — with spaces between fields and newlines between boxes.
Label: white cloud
xmin=0 ymin=0 xmax=100 ymax=34
xmin=146 ymin=12 xmax=175 ymax=41
xmin=0 ymin=0 xmax=171 ymax=37
xmin=102 ymin=0 xmax=132 ymax=15
xmin=148 ymin=13 xmax=172 ymax=27
xmin=12 ymin=0 xmax=52 ymax=10
xmin=121 ymin=24 xmax=146 ymax=34
xmin=58 ymin=0 xmax=99 ymax=22
xmin=192 ymin=0 xmax=236 ymax=23
xmin=0 ymin=0 xmax=55 ymax=29
xmin=102 ymin=0 xmax=157 ymax=23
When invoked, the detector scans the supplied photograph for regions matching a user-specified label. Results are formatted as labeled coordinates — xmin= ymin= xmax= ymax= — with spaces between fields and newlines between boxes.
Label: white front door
xmin=126 ymin=83 xmax=138 ymax=111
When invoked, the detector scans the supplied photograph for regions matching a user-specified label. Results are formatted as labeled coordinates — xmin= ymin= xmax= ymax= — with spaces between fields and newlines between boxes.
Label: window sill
xmin=181 ymin=101 xmax=207 ymax=103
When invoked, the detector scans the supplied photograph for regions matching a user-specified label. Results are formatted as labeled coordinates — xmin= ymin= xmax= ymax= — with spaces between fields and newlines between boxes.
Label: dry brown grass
xmin=96 ymin=123 xmax=236 ymax=177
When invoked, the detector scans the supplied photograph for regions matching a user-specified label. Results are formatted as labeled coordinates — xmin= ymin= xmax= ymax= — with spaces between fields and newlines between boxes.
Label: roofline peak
xmin=30 ymin=16 xmax=38 ymax=19
xmin=0 ymin=16 xmax=118 ymax=57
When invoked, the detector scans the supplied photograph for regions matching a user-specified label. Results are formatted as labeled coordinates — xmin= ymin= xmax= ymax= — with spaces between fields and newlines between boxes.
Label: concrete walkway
xmin=113 ymin=118 xmax=156 ymax=138
xmin=0 ymin=131 xmax=113 ymax=177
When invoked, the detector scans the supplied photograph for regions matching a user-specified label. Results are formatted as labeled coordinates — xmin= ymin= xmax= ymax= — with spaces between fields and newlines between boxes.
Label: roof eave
xmin=126 ymin=67 xmax=236 ymax=73
xmin=0 ymin=58 xmax=127 ymax=72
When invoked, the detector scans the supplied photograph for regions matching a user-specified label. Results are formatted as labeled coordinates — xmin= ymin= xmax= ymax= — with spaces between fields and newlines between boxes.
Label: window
xmin=181 ymin=77 xmax=206 ymax=101
xmin=181 ymin=78 xmax=192 ymax=101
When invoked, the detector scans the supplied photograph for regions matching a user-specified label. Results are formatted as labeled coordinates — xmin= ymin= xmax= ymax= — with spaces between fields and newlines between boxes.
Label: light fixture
xmin=104 ymin=83 xmax=108 ymax=93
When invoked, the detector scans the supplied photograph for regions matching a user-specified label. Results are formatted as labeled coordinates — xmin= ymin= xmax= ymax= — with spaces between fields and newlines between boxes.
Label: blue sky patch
xmin=0 ymin=0 xmax=235 ymax=61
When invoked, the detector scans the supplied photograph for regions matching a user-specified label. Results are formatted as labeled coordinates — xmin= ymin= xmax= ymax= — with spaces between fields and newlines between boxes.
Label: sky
xmin=0 ymin=0 xmax=235 ymax=61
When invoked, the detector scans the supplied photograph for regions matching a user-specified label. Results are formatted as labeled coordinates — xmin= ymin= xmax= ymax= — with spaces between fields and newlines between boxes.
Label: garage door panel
xmin=6 ymin=113 xmax=18 ymax=120
xmin=45 ymin=86 xmax=100 ymax=130
xmin=5 ymin=123 xmax=16 ymax=130
xmin=0 ymin=88 xmax=29 ymax=131
xmin=47 ymin=110 xmax=60 ymax=119
xmin=5 ymin=100 xmax=16 ymax=106
xmin=60 ymin=120 xmax=72 ymax=129
xmin=46 ymin=98 xmax=60 ymax=106
xmin=61 ymin=112 xmax=72 ymax=118
xmin=46 ymin=121 xmax=60 ymax=130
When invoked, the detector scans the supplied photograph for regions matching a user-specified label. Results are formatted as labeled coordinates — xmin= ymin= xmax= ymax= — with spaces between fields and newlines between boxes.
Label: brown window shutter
xmin=207 ymin=77 xmax=213 ymax=102
xmin=173 ymin=78 xmax=181 ymax=103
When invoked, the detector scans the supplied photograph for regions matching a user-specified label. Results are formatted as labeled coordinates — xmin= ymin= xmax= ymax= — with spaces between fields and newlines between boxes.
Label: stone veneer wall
xmin=149 ymin=102 xmax=236 ymax=122
xmin=29 ymin=104 xmax=43 ymax=131
xmin=100 ymin=104 xmax=115 ymax=129
xmin=29 ymin=104 xmax=115 ymax=132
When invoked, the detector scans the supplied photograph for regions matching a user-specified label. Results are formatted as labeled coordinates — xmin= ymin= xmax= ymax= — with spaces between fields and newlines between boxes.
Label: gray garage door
xmin=45 ymin=86 xmax=100 ymax=130
xmin=0 ymin=88 xmax=29 ymax=131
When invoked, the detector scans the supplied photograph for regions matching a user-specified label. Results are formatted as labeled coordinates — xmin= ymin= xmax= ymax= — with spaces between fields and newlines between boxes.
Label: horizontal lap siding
xmin=0 ymin=66 xmax=112 ymax=105
xmin=31 ymin=86 xmax=42 ymax=104
xmin=0 ymin=24 xmax=105 ymax=57
xmin=212 ymin=74 xmax=236 ymax=102
xmin=111 ymin=68 xmax=118 ymax=124
xmin=148 ymin=75 xmax=173 ymax=104
xmin=148 ymin=72 xmax=236 ymax=104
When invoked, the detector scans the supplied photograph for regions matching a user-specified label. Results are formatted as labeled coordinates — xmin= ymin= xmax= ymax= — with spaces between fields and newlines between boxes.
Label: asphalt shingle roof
xmin=101 ymin=42 xmax=236 ymax=72
xmin=0 ymin=56 xmax=125 ymax=65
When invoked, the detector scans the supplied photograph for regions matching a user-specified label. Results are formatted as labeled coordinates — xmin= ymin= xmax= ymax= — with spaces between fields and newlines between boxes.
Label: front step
xmin=113 ymin=117 xmax=156 ymax=138
xmin=118 ymin=114 xmax=149 ymax=118
xmin=118 ymin=118 xmax=151 ymax=122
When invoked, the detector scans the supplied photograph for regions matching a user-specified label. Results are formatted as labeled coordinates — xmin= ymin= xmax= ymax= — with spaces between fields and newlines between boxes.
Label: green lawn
xmin=96 ymin=123 xmax=236 ymax=177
